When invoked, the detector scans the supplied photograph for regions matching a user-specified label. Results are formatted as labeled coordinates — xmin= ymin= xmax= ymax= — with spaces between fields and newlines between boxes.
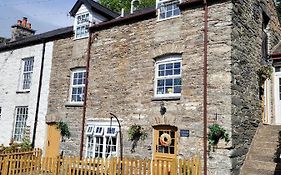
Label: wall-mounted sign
xmin=180 ymin=129 xmax=189 ymax=137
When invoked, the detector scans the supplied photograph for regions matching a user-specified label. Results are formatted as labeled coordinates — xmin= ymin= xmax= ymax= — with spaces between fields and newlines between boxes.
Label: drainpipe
xmin=32 ymin=40 xmax=46 ymax=148
xmin=80 ymin=32 xmax=93 ymax=159
xmin=203 ymin=0 xmax=208 ymax=175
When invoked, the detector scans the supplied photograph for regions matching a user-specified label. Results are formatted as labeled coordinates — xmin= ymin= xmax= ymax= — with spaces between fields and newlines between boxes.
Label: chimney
xmin=11 ymin=17 xmax=35 ymax=41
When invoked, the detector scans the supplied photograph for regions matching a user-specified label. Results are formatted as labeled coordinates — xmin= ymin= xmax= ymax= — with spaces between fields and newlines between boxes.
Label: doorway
xmin=152 ymin=125 xmax=178 ymax=174
xmin=45 ymin=123 xmax=61 ymax=158
xmin=274 ymin=66 xmax=281 ymax=124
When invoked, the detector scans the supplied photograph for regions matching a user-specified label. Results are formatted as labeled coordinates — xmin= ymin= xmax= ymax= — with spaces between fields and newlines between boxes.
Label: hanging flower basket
xmin=208 ymin=124 xmax=229 ymax=146
xmin=257 ymin=65 xmax=273 ymax=81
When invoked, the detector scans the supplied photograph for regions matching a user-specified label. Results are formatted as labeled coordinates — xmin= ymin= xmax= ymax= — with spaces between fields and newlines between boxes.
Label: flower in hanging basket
xmin=208 ymin=124 xmax=230 ymax=146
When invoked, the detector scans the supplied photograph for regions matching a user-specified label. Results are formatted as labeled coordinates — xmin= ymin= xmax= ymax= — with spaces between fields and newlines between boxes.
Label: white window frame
xmin=13 ymin=106 xmax=28 ymax=142
xmin=70 ymin=68 xmax=86 ymax=104
xmin=157 ymin=0 xmax=181 ymax=20
xmin=74 ymin=12 xmax=90 ymax=39
xmin=154 ymin=55 xmax=182 ymax=98
xmin=21 ymin=57 xmax=34 ymax=91
xmin=85 ymin=123 xmax=119 ymax=159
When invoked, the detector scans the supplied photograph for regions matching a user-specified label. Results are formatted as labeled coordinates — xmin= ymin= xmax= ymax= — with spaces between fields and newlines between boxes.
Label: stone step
xmin=254 ymin=135 xmax=281 ymax=142
xmin=252 ymin=141 xmax=280 ymax=150
xmin=240 ymin=167 xmax=281 ymax=175
xmin=244 ymin=160 xmax=281 ymax=171
xmin=249 ymin=154 xmax=278 ymax=163
xmin=251 ymin=146 xmax=278 ymax=155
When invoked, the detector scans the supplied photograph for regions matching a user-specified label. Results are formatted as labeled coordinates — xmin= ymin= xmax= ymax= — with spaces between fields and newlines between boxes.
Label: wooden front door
xmin=45 ymin=123 xmax=61 ymax=158
xmin=153 ymin=125 xmax=178 ymax=175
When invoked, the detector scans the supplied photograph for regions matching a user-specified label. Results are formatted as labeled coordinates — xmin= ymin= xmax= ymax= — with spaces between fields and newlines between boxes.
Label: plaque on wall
xmin=180 ymin=130 xmax=189 ymax=137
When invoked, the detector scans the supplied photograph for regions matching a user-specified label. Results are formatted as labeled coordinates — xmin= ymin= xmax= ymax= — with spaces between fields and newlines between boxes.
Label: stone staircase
xmin=240 ymin=125 xmax=281 ymax=175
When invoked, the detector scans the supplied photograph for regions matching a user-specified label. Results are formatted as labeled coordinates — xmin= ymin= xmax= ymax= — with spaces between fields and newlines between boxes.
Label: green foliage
xmin=128 ymin=124 xmax=147 ymax=153
xmin=257 ymin=65 xmax=273 ymax=81
xmin=128 ymin=124 xmax=147 ymax=141
xmin=0 ymin=138 xmax=32 ymax=153
xmin=99 ymin=0 xmax=155 ymax=13
xmin=56 ymin=121 xmax=71 ymax=139
xmin=208 ymin=124 xmax=229 ymax=146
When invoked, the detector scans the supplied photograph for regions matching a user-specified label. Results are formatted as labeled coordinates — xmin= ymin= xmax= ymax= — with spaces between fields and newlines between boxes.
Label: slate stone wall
xmin=231 ymin=0 xmax=281 ymax=174
xmin=47 ymin=37 xmax=88 ymax=156
xmin=87 ymin=1 xmax=233 ymax=174
xmin=47 ymin=0 xmax=281 ymax=174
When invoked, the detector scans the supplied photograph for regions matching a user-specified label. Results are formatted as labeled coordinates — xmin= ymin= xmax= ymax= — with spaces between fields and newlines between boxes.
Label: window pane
xmin=166 ymin=79 xmax=173 ymax=86
xmin=174 ymin=62 xmax=180 ymax=68
xmin=174 ymin=68 xmax=180 ymax=75
xmin=158 ymin=80 xmax=164 ymax=86
xmin=157 ymin=88 xmax=165 ymax=94
xmin=167 ymin=11 xmax=172 ymax=18
xmin=174 ymin=86 xmax=181 ymax=93
xmin=158 ymin=70 xmax=164 ymax=76
xmin=166 ymin=63 xmax=173 ymax=69
xmin=165 ymin=87 xmax=173 ymax=94
xmin=165 ymin=70 xmax=173 ymax=76
xmin=174 ymin=8 xmax=180 ymax=16
xmin=174 ymin=78 xmax=181 ymax=85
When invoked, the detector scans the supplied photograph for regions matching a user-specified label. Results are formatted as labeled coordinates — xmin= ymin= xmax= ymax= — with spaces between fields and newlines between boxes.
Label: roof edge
xmin=90 ymin=8 xmax=156 ymax=32
xmin=90 ymin=0 xmax=207 ymax=32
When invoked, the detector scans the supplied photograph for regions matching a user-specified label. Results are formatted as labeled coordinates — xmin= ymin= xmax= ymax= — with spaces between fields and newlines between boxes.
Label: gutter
xmin=31 ymin=41 xmax=46 ymax=148
xmin=80 ymin=32 xmax=93 ymax=159
xmin=203 ymin=0 xmax=208 ymax=175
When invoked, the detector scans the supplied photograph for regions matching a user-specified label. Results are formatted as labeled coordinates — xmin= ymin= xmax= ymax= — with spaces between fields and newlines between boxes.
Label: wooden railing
xmin=0 ymin=150 xmax=201 ymax=175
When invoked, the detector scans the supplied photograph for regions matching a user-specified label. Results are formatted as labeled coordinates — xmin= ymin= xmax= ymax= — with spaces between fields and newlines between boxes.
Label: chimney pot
xmin=22 ymin=17 xmax=27 ymax=27
xmin=27 ymin=23 xmax=31 ymax=29
xmin=17 ymin=20 xmax=22 ymax=26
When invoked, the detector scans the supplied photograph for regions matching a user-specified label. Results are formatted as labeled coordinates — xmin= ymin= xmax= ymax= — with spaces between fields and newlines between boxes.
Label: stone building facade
xmin=46 ymin=0 xmax=281 ymax=174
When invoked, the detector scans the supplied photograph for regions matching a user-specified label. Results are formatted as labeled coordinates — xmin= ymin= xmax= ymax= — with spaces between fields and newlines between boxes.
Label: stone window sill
xmin=151 ymin=96 xmax=181 ymax=101
xmin=16 ymin=90 xmax=30 ymax=94
xmin=65 ymin=102 xmax=84 ymax=107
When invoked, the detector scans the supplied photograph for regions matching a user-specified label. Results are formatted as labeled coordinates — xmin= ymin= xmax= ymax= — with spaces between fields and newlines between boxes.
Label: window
xmin=70 ymin=69 xmax=86 ymax=103
xmin=75 ymin=13 xmax=89 ymax=39
xmin=86 ymin=125 xmax=119 ymax=158
xmin=13 ymin=107 xmax=28 ymax=142
xmin=0 ymin=107 xmax=1 ymax=118
xmin=22 ymin=57 xmax=34 ymax=90
xmin=155 ymin=55 xmax=182 ymax=97
xmin=157 ymin=0 xmax=180 ymax=20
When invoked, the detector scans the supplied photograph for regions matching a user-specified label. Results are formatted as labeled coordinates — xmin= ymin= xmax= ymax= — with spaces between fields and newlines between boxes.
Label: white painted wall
xmin=0 ymin=42 xmax=53 ymax=150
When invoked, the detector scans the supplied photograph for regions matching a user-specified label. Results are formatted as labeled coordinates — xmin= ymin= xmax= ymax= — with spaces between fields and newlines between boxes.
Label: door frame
xmin=274 ymin=65 xmax=281 ymax=124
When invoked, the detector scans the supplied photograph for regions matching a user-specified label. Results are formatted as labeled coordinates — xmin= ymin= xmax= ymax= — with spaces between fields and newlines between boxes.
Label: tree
xmin=99 ymin=0 xmax=155 ymax=14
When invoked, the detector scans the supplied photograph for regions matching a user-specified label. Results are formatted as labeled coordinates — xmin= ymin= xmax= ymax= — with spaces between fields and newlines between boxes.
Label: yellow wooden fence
xmin=0 ymin=150 xmax=201 ymax=175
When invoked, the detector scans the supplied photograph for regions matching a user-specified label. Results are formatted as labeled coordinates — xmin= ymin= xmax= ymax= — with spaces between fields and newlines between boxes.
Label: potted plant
xmin=128 ymin=124 xmax=147 ymax=153
xmin=257 ymin=65 xmax=273 ymax=82
xmin=208 ymin=124 xmax=229 ymax=147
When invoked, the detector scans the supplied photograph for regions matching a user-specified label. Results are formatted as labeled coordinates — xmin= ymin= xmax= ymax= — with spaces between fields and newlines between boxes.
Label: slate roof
xmin=0 ymin=26 xmax=73 ymax=52
xmin=69 ymin=0 xmax=119 ymax=19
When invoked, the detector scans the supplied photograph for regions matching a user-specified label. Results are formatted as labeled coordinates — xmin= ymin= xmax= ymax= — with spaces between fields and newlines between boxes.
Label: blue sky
xmin=0 ymin=0 xmax=77 ymax=38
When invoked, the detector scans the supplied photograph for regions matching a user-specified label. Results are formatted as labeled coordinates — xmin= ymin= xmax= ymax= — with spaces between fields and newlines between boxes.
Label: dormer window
xmin=157 ymin=0 xmax=180 ymax=20
xmin=75 ymin=12 xmax=89 ymax=39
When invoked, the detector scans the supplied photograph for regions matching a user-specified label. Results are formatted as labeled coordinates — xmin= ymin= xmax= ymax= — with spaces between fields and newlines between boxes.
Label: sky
xmin=0 ymin=0 xmax=77 ymax=38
